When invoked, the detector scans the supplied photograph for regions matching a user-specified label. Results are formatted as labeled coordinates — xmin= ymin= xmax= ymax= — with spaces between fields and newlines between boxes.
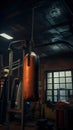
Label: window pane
xmin=66 ymin=83 xmax=72 ymax=89
xmin=60 ymin=90 xmax=65 ymax=95
xmin=47 ymin=78 xmax=52 ymax=83
xmin=66 ymin=71 xmax=71 ymax=76
xmin=60 ymin=96 xmax=66 ymax=101
xmin=47 ymin=96 xmax=52 ymax=101
xmin=54 ymin=72 xmax=59 ymax=77
xmin=60 ymin=78 xmax=65 ymax=83
xmin=69 ymin=90 xmax=73 ymax=96
xmin=54 ymin=96 xmax=57 ymax=102
xmin=60 ymin=72 xmax=65 ymax=77
xmin=66 ymin=77 xmax=72 ymax=83
xmin=54 ymin=78 xmax=59 ymax=83
xmin=54 ymin=84 xmax=59 ymax=89
xmin=60 ymin=84 xmax=65 ymax=89
xmin=47 ymin=84 xmax=52 ymax=89
xmin=54 ymin=90 xmax=57 ymax=95
xmin=47 ymin=90 xmax=52 ymax=95
xmin=47 ymin=73 xmax=52 ymax=78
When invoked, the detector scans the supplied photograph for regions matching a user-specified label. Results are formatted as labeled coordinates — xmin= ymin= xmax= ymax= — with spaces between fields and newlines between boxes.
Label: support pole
xmin=21 ymin=46 xmax=25 ymax=130
xmin=6 ymin=48 xmax=13 ymax=130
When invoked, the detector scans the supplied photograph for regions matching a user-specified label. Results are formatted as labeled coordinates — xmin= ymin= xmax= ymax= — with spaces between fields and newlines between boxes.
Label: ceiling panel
xmin=0 ymin=0 xmax=73 ymax=66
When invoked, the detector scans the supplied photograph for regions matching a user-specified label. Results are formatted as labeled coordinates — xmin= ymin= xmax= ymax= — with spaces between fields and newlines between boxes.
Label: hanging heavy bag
xmin=23 ymin=52 xmax=39 ymax=101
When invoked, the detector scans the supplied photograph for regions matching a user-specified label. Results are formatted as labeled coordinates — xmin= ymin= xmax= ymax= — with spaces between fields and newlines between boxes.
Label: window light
xmin=0 ymin=33 xmax=13 ymax=40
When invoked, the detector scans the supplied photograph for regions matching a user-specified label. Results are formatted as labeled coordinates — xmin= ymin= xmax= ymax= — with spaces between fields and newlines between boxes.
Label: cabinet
xmin=56 ymin=104 xmax=73 ymax=130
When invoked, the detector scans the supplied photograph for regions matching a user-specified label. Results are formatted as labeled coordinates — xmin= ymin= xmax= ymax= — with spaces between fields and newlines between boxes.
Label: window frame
xmin=45 ymin=69 xmax=73 ymax=103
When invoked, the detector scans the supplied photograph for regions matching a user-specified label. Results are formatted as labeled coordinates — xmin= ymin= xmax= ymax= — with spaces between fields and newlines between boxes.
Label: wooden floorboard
xmin=0 ymin=121 xmax=36 ymax=130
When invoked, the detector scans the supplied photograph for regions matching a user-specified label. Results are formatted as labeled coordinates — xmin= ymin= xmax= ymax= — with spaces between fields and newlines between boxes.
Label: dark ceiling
xmin=0 ymin=0 xmax=73 ymax=66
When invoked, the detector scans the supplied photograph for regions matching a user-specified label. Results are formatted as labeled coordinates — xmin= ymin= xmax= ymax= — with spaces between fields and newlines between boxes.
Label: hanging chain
xmin=30 ymin=7 xmax=35 ymax=50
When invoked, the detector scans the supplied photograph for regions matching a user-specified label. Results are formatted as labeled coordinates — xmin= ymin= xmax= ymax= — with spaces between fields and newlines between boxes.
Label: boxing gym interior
xmin=0 ymin=0 xmax=73 ymax=130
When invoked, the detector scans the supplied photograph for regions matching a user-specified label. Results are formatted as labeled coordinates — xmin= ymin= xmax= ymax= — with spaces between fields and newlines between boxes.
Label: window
xmin=46 ymin=70 xmax=73 ymax=103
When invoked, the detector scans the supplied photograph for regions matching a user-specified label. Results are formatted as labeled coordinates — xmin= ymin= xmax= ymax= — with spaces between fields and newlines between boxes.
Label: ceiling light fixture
xmin=0 ymin=33 xmax=13 ymax=40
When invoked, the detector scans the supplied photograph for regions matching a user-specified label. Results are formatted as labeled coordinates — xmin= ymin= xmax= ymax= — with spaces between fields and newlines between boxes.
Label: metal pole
xmin=21 ymin=47 xmax=25 ymax=130
xmin=6 ymin=48 xmax=13 ymax=130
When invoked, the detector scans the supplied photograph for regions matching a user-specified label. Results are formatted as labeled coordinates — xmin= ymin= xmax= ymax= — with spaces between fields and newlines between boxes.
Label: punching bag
xmin=23 ymin=52 xmax=39 ymax=101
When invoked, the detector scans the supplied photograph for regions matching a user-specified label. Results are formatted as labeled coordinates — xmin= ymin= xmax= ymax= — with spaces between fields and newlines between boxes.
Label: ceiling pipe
xmin=35 ymin=40 xmax=73 ymax=49
xmin=8 ymin=40 xmax=26 ymax=50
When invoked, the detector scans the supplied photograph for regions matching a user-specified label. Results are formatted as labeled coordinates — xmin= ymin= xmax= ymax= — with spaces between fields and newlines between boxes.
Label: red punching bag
xmin=23 ymin=52 xmax=39 ymax=101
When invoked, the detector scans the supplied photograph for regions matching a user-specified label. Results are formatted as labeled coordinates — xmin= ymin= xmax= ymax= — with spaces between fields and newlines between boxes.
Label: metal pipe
xmin=35 ymin=40 xmax=73 ymax=49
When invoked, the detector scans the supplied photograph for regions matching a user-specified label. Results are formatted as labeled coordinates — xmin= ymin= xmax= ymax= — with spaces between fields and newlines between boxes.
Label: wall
xmin=40 ymin=56 xmax=73 ymax=120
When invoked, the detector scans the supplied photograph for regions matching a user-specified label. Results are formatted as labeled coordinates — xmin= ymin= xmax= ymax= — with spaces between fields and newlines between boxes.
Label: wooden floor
xmin=0 ymin=119 xmax=55 ymax=130
xmin=0 ymin=120 xmax=72 ymax=130
xmin=0 ymin=126 xmax=36 ymax=130
xmin=0 ymin=122 xmax=36 ymax=130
